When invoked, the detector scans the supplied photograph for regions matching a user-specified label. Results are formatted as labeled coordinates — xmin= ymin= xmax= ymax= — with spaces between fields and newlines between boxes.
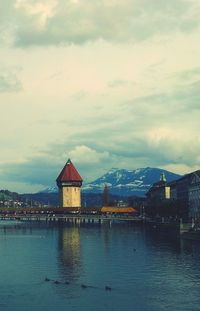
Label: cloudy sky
xmin=0 ymin=0 xmax=200 ymax=193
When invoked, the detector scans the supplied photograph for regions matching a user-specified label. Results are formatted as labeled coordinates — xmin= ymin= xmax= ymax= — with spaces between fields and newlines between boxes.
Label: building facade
xmin=146 ymin=170 xmax=200 ymax=221
xmin=172 ymin=170 xmax=200 ymax=221
xmin=146 ymin=172 xmax=170 ymax=201
xmin=146 ymin=173 xmax=171 ymax=217
xmin=188 ymin=171 xmax=200 ymax=220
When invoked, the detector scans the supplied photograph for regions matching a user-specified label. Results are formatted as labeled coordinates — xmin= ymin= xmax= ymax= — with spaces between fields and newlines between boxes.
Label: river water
xmin=0 ymin=220 xmax=200 ymax=311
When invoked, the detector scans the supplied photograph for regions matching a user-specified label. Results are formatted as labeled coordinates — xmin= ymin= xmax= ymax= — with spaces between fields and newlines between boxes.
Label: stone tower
xmin=56 ymin=159 xmax=83 ymax=209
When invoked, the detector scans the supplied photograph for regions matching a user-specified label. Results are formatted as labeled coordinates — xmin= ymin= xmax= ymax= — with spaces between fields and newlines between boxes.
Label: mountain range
xmin=41 ymin=167 xmax=181 ymax=197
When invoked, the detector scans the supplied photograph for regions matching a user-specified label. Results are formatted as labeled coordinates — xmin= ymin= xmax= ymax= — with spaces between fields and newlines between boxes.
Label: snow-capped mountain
xmin=82 ymin=167 xmax=180 ymax=196
xmin=40 ymin=167 xmax=181 ymax=197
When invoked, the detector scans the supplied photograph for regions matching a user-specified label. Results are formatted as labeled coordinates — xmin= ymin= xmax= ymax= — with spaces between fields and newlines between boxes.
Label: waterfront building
xmin=188 ymin=170 xmax=200 ymax=221
xmin=168 ymin=180 xmax=177 ymax=200
xmin=146 ymin=172 xmax=170 ymax=201
xmin=174 ymin=173 xmax=192 ymax=219
xmin=146 ymin=169 xmax=200 ymax=221
xmin=56 ymin=159 xmax=83 ymax=209
xmin=174 ymin=170 xmax=200 ymax=220
xmin=145 ymin=172 xmax=174 ymax=218
xmin=128 ymin=195 xmax=146 ymax=215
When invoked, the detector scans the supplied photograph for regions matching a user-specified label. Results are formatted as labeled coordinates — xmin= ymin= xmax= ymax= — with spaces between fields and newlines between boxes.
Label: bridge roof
xmin=101 ymin=207 xmax=137 ymax=213
xmin=56 ymin=159 xmax=83 ymax=182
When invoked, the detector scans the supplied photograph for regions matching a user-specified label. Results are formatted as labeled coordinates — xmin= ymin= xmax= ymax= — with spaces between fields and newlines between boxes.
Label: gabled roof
xmin=194 ymin=170 xmax=200 ymax=177
xmin=56 ymin=159 xmax=83 ymax=182
xmin=175 ymin=170 xmax=200 ymax=183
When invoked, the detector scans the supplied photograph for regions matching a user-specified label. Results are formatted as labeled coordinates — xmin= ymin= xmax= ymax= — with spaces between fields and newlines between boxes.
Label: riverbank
xmin=144 ymin=218 xmax=200 ymax=241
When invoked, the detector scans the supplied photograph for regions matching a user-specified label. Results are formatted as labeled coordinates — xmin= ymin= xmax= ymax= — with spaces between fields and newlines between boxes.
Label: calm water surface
xmin=0 ymin=220 xmax=200 ymax=311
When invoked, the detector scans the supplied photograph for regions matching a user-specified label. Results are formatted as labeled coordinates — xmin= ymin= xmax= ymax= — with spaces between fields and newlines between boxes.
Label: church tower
xmin=56 ymin=159 xmax=83 ymax=209
xmin=160 ymin=172 xmax=167 ymax=182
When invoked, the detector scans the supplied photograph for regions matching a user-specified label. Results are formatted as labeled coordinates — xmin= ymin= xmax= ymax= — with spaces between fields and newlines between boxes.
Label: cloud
xmin=0 ymin=159 xmax=53 ymax=185
xmin=0 ymin=0 xmax=200 ymax=46
xmin=175 ymin=67 xmax=200 ymax=81
xmin=0 ymin=54 xmax=199 ymax=191
xmin=0 ymin=145 xmax=111 ymax=189
xmin=0 ymin=68 xmax=22 ymax=92
xmin=1 ymin=107 xmax=200 ymax=191
xmin=0 ymin=7 xmax=200 ymax=193
xmin=68 ymin=145 xmax=110 ymax=164
xmin=108 ymin=80 xmax=132 ymax=88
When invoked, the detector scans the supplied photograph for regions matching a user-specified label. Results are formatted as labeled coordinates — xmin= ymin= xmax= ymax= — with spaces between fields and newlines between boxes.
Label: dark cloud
xmin=176 ymin=67 xmax=200 ymax=81
xmin=0 ymin=156 xmax=63 ymax=189
xmin=0 ymin=0 xmax=199 ymax=47
xmin=123 ymin=79 xmax=200 ymax=119
xmin=1 ymin=120 xmax=200 ymax=189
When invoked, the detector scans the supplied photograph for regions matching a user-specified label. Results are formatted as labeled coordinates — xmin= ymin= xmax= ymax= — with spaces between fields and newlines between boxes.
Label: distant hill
xmin=0 ymin=189 xmax=20 ymax=201
xmin=41 ymin=167 xmax=181 ymax=197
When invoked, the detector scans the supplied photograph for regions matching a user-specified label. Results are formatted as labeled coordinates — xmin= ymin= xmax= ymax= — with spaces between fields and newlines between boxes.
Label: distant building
xmin=145 ymin=172 xmax=174 ymax=218
xmin=117 ymin=200 xmax=128 ymax=207
xmin=128 ymin=195 xmax=146 ymax=215
xmin=146 ymin=172 xmax=170 ymax=201
xmin=188 ymin=170 xmax=200 ymax=220
xmin=146 ymin=169 xmax=200 ymax=221
xmin=174 ymin=173 xmax=192 ymax=220
xmin=168 ymin=180 xmax=177 ymax=200
xmin=172 ymin=170 xmax=200 ymax=220
xmin=56 ymin=159 xmax=83 ymax=209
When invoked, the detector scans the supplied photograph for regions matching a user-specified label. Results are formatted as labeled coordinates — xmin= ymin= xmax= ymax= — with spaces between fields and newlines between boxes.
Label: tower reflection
xmin=58 ymin=225 xmax=82 ymax=283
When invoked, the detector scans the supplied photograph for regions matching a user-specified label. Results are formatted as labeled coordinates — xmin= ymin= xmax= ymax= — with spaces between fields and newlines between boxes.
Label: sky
xmin=0 ymin=0 xmax=200 ymax=193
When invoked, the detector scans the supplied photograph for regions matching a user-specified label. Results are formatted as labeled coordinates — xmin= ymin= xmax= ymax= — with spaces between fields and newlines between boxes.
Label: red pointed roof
xmin=56 ymin=159 xmax=83 ymax=182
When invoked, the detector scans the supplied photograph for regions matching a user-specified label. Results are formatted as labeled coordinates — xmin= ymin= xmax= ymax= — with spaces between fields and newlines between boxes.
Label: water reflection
xmin=1 ymin=221 xmax=200 ymax=311
xmin=101 ymin=223 xmax=112 ymax=254
xmin=144 ymin=225 xmax=200 ymax=257
xmin=58 ymin=225 xmax=82 ymax=283
xmin=180 ymin=238 xmax=200 ymax=255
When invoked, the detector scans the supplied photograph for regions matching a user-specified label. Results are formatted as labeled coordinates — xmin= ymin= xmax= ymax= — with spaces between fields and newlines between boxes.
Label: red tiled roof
xmin=101 ymin=207 xmax=137 ymax=213
xmin=56 ymin=159 xmax=83 ymax=182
